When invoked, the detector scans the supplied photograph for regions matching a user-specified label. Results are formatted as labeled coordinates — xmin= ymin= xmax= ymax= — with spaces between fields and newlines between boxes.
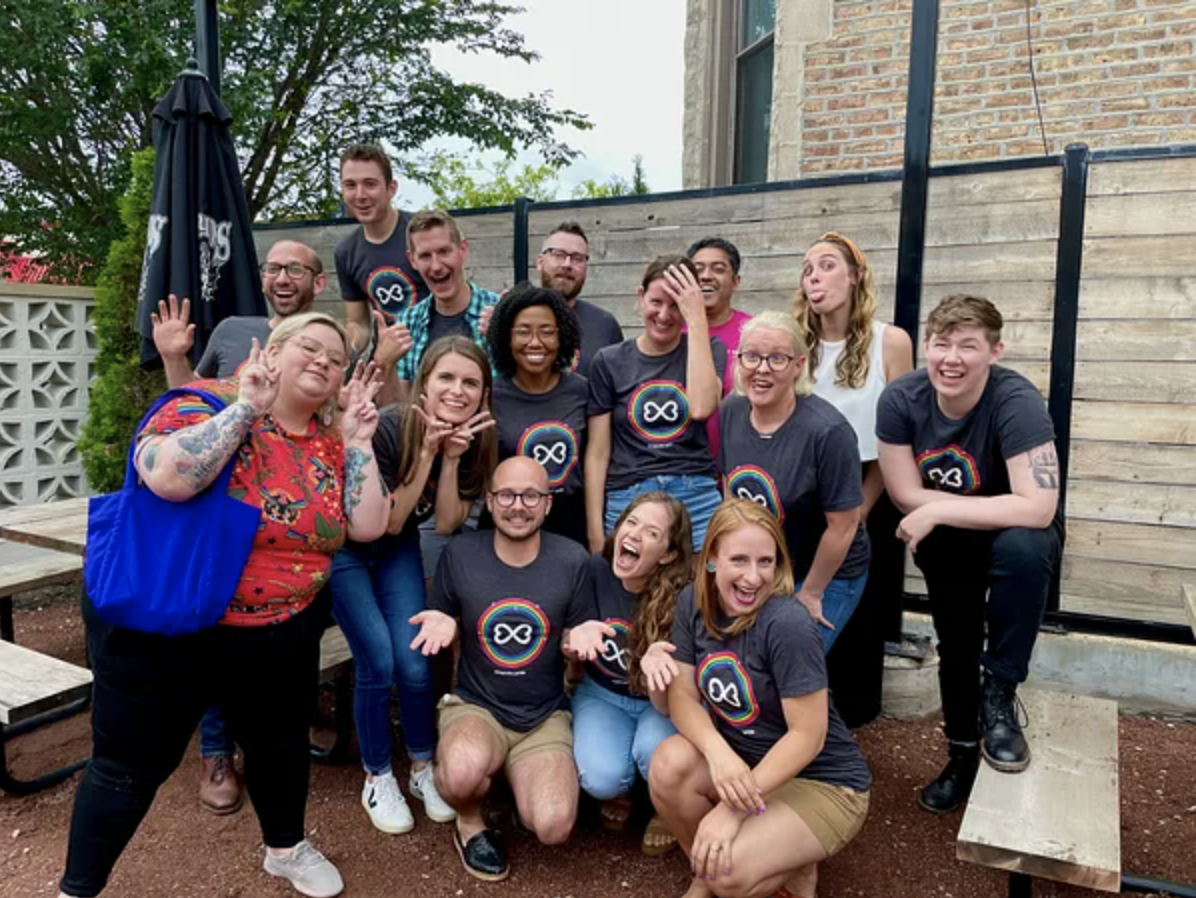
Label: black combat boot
xmin=918 ymin=741 xmax=980 ymax=814
xmin=979 ymin=672 xmax=1030 ymax=772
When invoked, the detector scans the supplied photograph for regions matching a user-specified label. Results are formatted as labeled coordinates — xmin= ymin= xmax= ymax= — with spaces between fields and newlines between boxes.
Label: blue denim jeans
xmin=571 ymin=675 xmax=677 ymax=801
xmin=604 ymin=475 xmax=722 ymax=553
xmin=329 ymin=536 xmax=436 ymax=773
xmin=199 ymin=706 xmax=235 ymax=758
xmin=797 ymin=572 xmax=869 ymax=654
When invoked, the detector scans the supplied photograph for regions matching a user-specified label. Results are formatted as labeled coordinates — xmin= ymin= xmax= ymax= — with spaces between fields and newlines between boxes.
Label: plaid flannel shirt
xmin=396 ymin=283 xmax=500 ymax=382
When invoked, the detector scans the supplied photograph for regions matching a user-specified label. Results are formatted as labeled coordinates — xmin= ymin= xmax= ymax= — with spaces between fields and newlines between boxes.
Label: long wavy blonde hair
xmin=793 ymin=231 xmax=878 ymax=390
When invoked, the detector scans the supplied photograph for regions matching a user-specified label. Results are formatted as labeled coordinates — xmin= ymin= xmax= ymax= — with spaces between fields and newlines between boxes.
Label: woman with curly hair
xmin=486 ymin=283 xmax=589 ymax=545
xmin=572 ymin=492 xmax=693 ymax=853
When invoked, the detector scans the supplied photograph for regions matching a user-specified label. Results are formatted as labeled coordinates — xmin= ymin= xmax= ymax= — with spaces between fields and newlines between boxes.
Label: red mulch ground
xmin=2 ymin=587 xmax=1193 ymax=898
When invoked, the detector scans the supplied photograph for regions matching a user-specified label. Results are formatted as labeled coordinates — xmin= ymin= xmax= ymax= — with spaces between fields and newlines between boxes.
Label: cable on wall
xmin=1024 ymin=0 xmax=1051 ymax=155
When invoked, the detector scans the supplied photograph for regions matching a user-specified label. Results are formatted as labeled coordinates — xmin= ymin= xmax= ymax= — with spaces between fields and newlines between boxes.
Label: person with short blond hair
xmin=877 ymin=293 xmax=1063 ymax=814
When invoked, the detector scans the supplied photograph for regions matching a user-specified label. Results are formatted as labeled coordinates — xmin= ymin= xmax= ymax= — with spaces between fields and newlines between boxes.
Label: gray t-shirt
xmin=719 ymin=394 xmax=870 ymax=581
xmin=196 ymin=317 xmax=272 ymax=378
xmin=584 ymin=556 xmax=637 ymax=697
xmin=492 ymin=373 xmax=589 ymax=500
xmin=427 ymin=305 xmax=471 ymax=344
xmin=671 ymin=586 xmax=871 ymax=792
xmin=571 ymin=299 xmax=624 ymax=379
xmin=430 ymin=530 xmax=596 ymax=731
xmin=875 ymin=366 xmax=1055 ymax=499
xmin=334 ymin=213 xmax=428 ymax=323
xmin=587 ymin=337 xmax=726 ymax=490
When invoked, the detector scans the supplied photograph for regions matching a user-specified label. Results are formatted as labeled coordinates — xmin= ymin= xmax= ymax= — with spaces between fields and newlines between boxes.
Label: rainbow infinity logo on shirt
xmin=478 ymin=598 xmax=550 ymax=670
xmin=366 ymin=266 xmax=418 ymax=321
xmin=590 ymin=617 xmax=632 ymax=681
xmin=916 ymin=443 xmax=980 ymax=494
xmin=698 ymin=651 xmax=759 ymax=727
xmin=628 ymin=380 xmax=690 ymax=443
xmin=725 ymin=465 xmax=784 ymax=523
xmin=518 ymin=421 xmax=579 ymax=489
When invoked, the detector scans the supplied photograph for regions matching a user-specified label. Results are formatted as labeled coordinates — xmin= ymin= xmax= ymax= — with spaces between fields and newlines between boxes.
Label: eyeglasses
xmin=261 ymin=262 xmax=318 ymax=278
xmin=513 ymin=325 xmax=559 ymax=343
xmin=540 ymin=247 xmax=589 ymax=266
xmin=737 ymin=350 xmax=797 ymax=372
xmin=293 ymin=335 xmax=350 ymax=370
xmin=489 ymin=488 xmax=551 ymax=509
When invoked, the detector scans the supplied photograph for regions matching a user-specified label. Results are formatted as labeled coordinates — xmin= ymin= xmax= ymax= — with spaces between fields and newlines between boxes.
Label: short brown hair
xmin=406 ymin=209 xmax=463 ymax=252
xmin=339 ymin=144 xmax=393 ymax=184
xmin=546 ymin=221 xmax=588 ymax=246
xmin=641 ymin=254 xmax=698 ymax=291
xmin=926 ymin=294 xmax=1003 ymax=346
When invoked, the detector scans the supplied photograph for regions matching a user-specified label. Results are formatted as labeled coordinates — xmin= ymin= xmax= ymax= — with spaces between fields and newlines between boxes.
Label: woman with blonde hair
xmin=648 ymin=500 xmax=870 ymax=898
xmin=719 ymin=311 xmax=869 ymax=651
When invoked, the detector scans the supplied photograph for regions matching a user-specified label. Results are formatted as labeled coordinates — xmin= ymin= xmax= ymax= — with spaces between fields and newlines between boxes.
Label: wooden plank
xmin=1069 ymin=440 xmax=1196 ymax=487
xmin=1064 ymin=519 xmax=1196 ymax=569
xmin=1060 ymin=556 xmax=1187 ymax=623
xmin=1083 ymin=234 xmax=1196 ymax=279
xmin=0 ymin=553 xmax=82 ymax=599
xmin=1066 ymin=480 xmax=1196 ymax=529
xmin=1182 ymin=583 xmax=1196 ymax=639
xmin=1077 ymin=321 xmax=1196 ymax=362
xmin=1074 ymin=361 xmax=1196 ymax=403
xmin=1071 ymin=400 xmax=1196 ymax=445
xmin=1080 ymin=277 xmax=1196 ymax=320
xmin=0 ymin=641 xmax=92 ymax=726
xmin=1060 ymin=591 xmax=1188 ymax=627
xmin=1088 ymin=157 xmax=1196 ymax=197
xmin=0 ymin=498 xmax=89 ymax=555
xmin=957 ymin=689 xmax=1120 ymax=893
xmin=1085 ymin=192 xmax=1196 ymax=239
xmin=319 ymin=626 xmax=352 ymax=681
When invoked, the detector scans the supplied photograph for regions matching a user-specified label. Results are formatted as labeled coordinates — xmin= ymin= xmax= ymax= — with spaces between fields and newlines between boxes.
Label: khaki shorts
xmin=770 ymin=779 xmax=870 ymax=857
xmin=437 ymin=694 xmax=573 ymax=770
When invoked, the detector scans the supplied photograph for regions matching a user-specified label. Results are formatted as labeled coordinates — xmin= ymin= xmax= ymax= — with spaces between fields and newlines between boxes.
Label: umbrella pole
xmin=195 ymin=0 xmax=221 ymax=95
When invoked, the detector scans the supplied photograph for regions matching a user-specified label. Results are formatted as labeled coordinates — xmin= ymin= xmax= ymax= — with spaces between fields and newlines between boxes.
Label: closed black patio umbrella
xmin=135 ymin=60 xmax=265 ymax=365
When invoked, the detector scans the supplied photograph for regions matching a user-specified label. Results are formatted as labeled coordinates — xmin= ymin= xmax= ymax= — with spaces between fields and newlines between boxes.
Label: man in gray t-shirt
xmin=411 ymin=457 xmax=607 ymax=882
xmin=148 ymin=237 xmax=327 ymax=816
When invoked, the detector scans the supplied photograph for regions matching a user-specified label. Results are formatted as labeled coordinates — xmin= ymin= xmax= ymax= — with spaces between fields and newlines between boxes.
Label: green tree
xmin=424 ymin=154 xmax=561 ymax=208
xmin=77 ymin=148 xmax=167 ymax=492
xmin=572 ymin=154 xmax=650 ymax=199
xmin=0 ymin=0 xmax=589 ymax=279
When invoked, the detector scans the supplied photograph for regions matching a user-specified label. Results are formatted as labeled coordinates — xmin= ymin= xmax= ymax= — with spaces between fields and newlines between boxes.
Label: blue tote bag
xmin=84 ymin=388 xmax=262 ymax=636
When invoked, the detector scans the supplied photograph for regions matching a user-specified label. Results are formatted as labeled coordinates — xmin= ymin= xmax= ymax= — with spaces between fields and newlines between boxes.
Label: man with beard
xmin=409 ymin=457 xmax=611 ymax=881
xmin=149 ymin=237 xmax=329 ymax=817
xmin=536 ymin=222 xmax=622 ymax=377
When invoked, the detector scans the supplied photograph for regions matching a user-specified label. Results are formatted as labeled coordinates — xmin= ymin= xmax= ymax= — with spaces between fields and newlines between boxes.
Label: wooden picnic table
xmin=0 ymin=496 xmax=89 ymax=557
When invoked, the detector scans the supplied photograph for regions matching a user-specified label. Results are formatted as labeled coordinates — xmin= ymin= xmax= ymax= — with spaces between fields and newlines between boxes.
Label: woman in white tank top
xmin=794 ymin=232 xmax=913 ymax=518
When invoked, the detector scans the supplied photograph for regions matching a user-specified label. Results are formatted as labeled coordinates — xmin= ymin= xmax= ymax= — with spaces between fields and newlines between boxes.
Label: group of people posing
xmin=56 ymin=145 xmax=1063 ymax=898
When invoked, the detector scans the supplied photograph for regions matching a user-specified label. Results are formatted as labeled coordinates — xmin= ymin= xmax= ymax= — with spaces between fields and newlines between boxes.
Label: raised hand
xmin=339 ymin=359 xmax=381 ymax=412
xmin=409 ymin=609 xmax=458 ymax=656
xmin=565 ymin=620 xmax=617 ymax=662
xmin=660 ymin=264 xmax=706 ymax=327
xmin=371 ymin=308 xmax=413 ymax=369
xmin=412 ymin=395 xmax=456 ymax=459
xmin=237 ymin=339 xmax=278 ymax=416
xmin=340 ymin=375 xmax=383 ymax=445
xmin=150 ymin=294 xmax=196 ymax=359
xmin=640 ymin=640 xmax=680 ymax=693
xmin=443 ymin=409 xmax=495 ymax=460
xmin=478 ymin=303 xmax=494 ymax=337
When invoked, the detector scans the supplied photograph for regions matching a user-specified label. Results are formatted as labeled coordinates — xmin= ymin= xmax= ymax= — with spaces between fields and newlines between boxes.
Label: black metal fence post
xmin=195 ymin=0 xmax=221 ymax=95
xmin=513 ymin=196 xmax=531 ymax=285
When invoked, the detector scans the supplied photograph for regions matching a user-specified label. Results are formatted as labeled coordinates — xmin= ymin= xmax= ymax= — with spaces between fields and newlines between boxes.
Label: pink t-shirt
xmin=686 ymin=308 xmax=753 ymax=462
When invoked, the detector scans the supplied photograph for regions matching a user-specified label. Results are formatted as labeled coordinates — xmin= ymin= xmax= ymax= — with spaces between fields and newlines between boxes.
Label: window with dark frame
xmin=734 ymin=0 xmax=776 ymax=184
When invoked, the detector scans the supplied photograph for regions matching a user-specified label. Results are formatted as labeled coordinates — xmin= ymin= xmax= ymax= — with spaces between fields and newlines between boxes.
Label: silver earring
xmin=705 ymin=562 xmax=716 ymax=573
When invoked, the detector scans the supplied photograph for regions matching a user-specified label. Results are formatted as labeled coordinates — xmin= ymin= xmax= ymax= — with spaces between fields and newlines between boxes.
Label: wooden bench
xmin=312 ymin=625 xmax=355 ymax=761
xmin=957 ymin=689 xmax=1121 ymax=896
xmin=0 ymin=542 xmax=84 ymax=642
xmin=0 ymin=640 xmax=93 ymax=796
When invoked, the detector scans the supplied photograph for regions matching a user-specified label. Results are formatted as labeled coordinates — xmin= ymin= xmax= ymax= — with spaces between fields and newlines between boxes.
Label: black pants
xmin=913 ymin=522 xmax=1063 ymax=745
xmin=60 ymin=592 xmax=328 ymax=898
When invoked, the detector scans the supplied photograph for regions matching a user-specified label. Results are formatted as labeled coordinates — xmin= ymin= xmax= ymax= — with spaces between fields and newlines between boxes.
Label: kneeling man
xmin=411 ymin=457 xmax=609 ymax=880
xmin=876 ymin=295 xmax=1063 ymax=813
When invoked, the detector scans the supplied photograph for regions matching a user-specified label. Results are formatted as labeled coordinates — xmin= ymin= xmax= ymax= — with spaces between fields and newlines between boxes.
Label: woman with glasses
xmin=59 ymin=313 xmax=388 ymax=898
xmin=585 ymin=255 xmax=725 ymax=554
xmin=719 ymin=312 xmax=869 ymax=651
xmin=486 ymin=284 xmax=589 ymax=546
xmin=328 ymin=336 xmax=496 ymax=837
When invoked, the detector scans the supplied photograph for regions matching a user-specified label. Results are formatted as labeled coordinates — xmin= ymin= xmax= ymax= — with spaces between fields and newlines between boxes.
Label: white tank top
xmin=811 ymin=320 xmax=889 ymax=462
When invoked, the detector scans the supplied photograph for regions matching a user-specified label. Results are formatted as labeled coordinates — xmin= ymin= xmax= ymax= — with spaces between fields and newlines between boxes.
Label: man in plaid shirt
xmin=396 ymin=209 xmax=500 ymax=401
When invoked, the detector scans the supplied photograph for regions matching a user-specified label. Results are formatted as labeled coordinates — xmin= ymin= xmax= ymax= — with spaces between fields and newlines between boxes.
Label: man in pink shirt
xmin=685 ymin=237 xmax=752 ymax=458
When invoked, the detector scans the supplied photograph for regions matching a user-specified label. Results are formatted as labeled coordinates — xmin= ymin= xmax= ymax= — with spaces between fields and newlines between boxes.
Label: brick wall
xmin=800 ymin=0 xmax=1196 ymax=175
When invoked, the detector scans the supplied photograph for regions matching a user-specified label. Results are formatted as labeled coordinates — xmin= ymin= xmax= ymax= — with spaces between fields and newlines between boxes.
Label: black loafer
xmin=453 ymin=825 xmax=509 ymax=882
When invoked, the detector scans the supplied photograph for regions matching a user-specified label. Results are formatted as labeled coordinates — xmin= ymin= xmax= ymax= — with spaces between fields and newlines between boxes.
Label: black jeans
xmin=913 ymin=522 xmax=1063 ymax=745
xmin=59 ymin=591 xmax=328 ymax=898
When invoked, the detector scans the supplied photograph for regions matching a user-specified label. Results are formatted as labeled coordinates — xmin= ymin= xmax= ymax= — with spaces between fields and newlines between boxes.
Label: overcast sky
xmin=400 ymin=0 xmax=686 ymax=206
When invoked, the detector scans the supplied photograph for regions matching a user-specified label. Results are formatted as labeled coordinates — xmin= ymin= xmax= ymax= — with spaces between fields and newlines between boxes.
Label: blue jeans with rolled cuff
xmin=796 ymin=572 xmax=869 ymax=654
xmin=604 ymin=475 xmax=722 ymax=553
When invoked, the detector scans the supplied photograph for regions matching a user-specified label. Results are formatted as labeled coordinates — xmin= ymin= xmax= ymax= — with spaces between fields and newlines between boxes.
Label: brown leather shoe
xmin=199 ymin=755 xmax=244 ymax=815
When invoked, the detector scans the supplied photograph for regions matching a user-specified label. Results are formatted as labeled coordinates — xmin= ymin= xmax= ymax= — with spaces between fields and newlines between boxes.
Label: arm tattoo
xmin=1029 ymin=444 xmax=1060 ymax=490
xmin=344 ymin=447 xmax=373 ymax=517
xmin=172 ymin=401 xmax=256 ymax=489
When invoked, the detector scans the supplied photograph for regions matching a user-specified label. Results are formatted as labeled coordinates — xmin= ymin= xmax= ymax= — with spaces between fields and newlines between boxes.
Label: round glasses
xmin=260 ymin=261 xmax=318 ymax=278
xmin=489 ymin=488 xmax=551 ymax=509
xmin=293 ymin=336 xmax=350 ymax=371
xmin=737 ymin=350 xmax=797 ymax=372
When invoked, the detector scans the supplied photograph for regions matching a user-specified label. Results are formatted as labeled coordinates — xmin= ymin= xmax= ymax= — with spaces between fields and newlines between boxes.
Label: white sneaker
xmin=263 ymin=840 xmax=344 ymax=898
xmin=362 ymin=771 xmax=415 ymax=834
xmin=409 ymin=763 xmax=457 ymax=823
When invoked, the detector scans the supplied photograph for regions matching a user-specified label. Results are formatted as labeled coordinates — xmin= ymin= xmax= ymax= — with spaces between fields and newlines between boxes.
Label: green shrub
xmin=78 ymin=148 xmax=166 ymax=492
